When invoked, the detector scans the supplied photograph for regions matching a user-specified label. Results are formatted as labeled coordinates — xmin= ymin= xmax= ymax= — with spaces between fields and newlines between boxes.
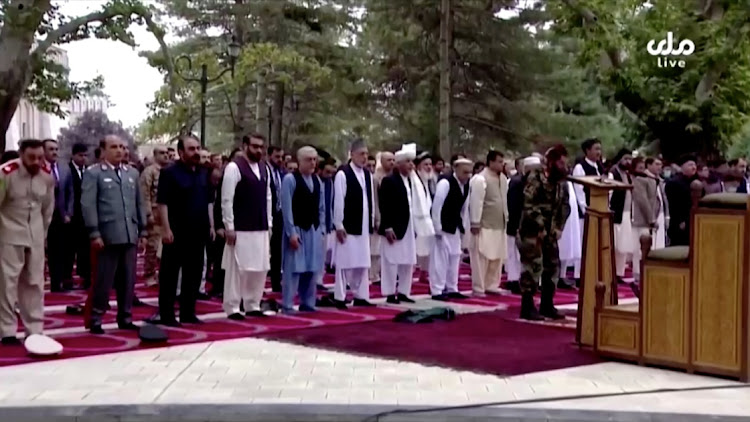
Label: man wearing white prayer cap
xmin=429 ymin=158 xmax=472 ymax=300
xmin=378 ymin=146 xmax=418 ymax=303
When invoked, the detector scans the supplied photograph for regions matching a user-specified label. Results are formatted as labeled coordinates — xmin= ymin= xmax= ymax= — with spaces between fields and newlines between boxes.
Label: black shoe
xmin=333 ymin=300 xmax=348 ymax=310
xmin=133 ymin=297 xmax=146 ymax=307
xmin=316 ymin=284 xmax=329 ymax=292
xmin=506 ymin=281 xmax=522 ymax=295
xmin=181 ymin=315 xmax=204 ymax=324
xmin=118 ymin=322 xmax=139 ymax=330
xmin=90 ymin=325 xmax=105 ymax=335
xmin=239 ymin=302 xmax=245 ymax=313
xmin=228 ymin=313 xmax=245 ymax=321
xmin=156 ymin=318 xmax=182 ymax=328
xmin=519 ymin=294 xmax=544 ymax=321
xmin=557 ymin=279 xmax=575 ymax=290
xmin=298 ymin=305 xmax=316 ymax=312
xmin=447 ymin=292 xmax=468 ymax=300
xmin=629 ymin=282 xmax=641 ymax=298
xmin=1 ymin=336 xmax=21 ymax=346
xmin=196 ymin=292 xmax=210 ymax=300
xmin=617 ymin=277 xmax=627 ymax=285
xmin=386 ymin=295 xmax=400 ymax=304
xmin=353 ymin=299 xmax=375 ymax=307
xmin=540 ymin=307 xmax=566 ymax=320
xmin=431 ymin=294 xmax=449 ymax=301
xmin=245 ymin=310 xmax=266 ymax=317
xmin=397 ymin=294 xmax=415 ymax=303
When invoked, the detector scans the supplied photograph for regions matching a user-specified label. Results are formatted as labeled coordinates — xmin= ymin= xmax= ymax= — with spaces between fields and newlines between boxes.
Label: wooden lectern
xmin=568 ymin=175 xmax=632 ymax=347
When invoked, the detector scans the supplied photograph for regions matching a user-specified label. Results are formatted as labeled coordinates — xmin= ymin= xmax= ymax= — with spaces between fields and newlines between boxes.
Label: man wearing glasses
xmin=139 ymin=146 xmax=170 ymax=287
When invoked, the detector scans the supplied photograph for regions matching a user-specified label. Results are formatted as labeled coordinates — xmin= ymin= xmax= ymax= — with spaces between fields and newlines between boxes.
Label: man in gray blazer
xmin=81 ymin=135 xmax=147 ymax=334
xmin=43 ymin=139 xmax=75 ymax=292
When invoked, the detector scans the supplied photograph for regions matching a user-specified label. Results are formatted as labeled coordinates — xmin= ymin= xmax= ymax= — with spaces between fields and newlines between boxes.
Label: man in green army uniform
xmin=517 ymin=145 xmax=571 ymax=321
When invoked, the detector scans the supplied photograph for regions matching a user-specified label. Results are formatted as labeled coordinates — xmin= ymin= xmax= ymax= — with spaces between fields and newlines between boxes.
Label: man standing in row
xmin=570 ymin=138 xmax=603 ymax=284
xmin=468 ymin=151 xmax=509 ymax=296
xmin=0 ymin=140 xmax=54 ymax=345
xmin=429 ymin=159 xmax=472 ymax=301
xmin=609 ymin=148 xmax=634 ymax=283
xmin=280 ymin=146 xmax=325 ymax=314
xmin=267 ymin=145 xmax=285 ymax=293
xmin=140 ymin=146 xmax=169 ymax=287
xmin=221 ymin=133 xmax=272 ymax=320
xmin=82 ymin=135 xmax=146 ymax=334
xmin=332 ymin=139 xmax=375 ymax=309
xmin=378 ymin=148 xmax=417 ymax=304
xmin=44 ymin=139 xmax=74 ymax=292
xmin=157 ymin=135 xmax=212 ymax=326
xmin=517 ymin=145 xmax=570 ymax=321
xmin=370 ymin=151 xmax=394 ymax=286
xmin=68 ymin=143 xmax=90 ymax=289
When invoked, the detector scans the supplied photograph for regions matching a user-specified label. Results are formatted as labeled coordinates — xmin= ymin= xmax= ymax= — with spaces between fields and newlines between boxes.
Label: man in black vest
xmin=332 ymin=139 xmax=375 ymax=309
xmin=221 ymin=133 xmax=273 ymax=320
xmin=156 ymin=134 xmax=213 ymax=326
xmin=280 ymin=146 xmax=325 ymax=313
xmin=569 ymin=138 xmax=604 ymax=286
xmin=608 ymin=148 xmax=634 ymax=283
xmin=378 ymin=148 xmax=418 ymax=304
xmin=429 ymin=158 xmax=472 ymax=301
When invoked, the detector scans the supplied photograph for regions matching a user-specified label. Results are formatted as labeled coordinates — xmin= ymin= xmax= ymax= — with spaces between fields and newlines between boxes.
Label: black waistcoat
xmin=440 ymin=176 xmax=469 ymax=234
xmin=233 ymin=158 xmax=269 ymax=232
xmin=609 ymin=167 xmax=631 ymax=224
xmin=292 ymin=172 xmax=321 ymax=230
xmin=578 ymin=159 xmax=604 ymax=218
xmin=342 ymin=165 xmax=373 ymax=235
xmin=378 ymin=173 xmax=411 ymax=240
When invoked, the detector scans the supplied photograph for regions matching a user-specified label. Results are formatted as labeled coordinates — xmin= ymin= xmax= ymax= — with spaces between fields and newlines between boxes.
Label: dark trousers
xmin=159 ymin=237 xmax=206 ymax=321
xmin=91 ymin=244 xmax=136 ymax=325
xmin=47 ymin=218 xmax=69 ymax=291
xmin=269 ymin=211 xmax=283 ymax=291
xmin=64 ymin=220 xmax=91 ymax=288
xmin=209 ymin=238 xmax=225 ymax=295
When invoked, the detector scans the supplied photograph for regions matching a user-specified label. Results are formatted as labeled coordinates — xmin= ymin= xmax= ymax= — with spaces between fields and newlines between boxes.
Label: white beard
xmin=419 ymin=170 xmax=434 ymax=181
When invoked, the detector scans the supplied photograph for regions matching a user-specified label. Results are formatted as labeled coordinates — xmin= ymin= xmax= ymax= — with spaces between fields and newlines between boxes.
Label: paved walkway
xmin=0 ymin=337 xmax=748 ymax=418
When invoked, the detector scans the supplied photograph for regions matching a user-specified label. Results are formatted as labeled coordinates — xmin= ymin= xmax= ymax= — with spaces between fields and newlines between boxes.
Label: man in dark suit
xmin=267 ymin=145 xmax=286 ymax=292
xmin=81 ymin=135 xmax=147 ymax=334
xmin=43 ymin=139 xmax=74 ymax=292
xmin=67 ymin=143 xmax=90 ymax=288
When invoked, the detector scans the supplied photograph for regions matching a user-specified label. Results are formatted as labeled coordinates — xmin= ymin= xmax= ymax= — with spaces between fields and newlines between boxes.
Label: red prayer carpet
xmin=0 ymin=256 xmax=634 ymax=373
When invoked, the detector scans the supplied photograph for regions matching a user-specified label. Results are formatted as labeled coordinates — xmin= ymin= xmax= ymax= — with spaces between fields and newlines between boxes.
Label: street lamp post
xmin=175 ymin=38 xmax=242 ymax=148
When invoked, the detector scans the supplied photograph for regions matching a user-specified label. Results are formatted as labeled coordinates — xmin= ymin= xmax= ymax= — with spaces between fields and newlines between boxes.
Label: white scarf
xmin=410 ymin=172 xmax=434 ymax=237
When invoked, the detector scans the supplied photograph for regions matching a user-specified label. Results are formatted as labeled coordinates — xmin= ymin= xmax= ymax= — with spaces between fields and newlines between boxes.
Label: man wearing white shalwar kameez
xmin=429 ymin=159 xmax=473 ymax=300
xmin=571 ymin=139 xmax=604 ymax=282
xmin=468 ymin=151 xmax=509 ymax=296
xmin=558 ymin=181 xmax=582 ymax=284
xmin=414 ymin=152 xmax=435 ymax=284
xmin=378 ymin=148 xmax=418 ymax=304
xmin=369 ymin=152 xmax=394 ymax=285
xmin=332 ymin=140 xmax=375 ymax=309
xmin=608 ymin=149 xmax=634 ymax=281
xmin=221 ymin=134 xmax=272 ymax=319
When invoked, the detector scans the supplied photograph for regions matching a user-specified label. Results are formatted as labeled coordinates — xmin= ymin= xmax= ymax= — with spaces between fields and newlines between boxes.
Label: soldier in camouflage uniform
xmin=516 ymin=145 xmax=571 ymax=321
xmin=139 ymin=146 xmax=170 ymax=286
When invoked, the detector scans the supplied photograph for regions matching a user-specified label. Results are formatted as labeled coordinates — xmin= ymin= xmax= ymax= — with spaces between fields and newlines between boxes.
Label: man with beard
xmin=608 ymin=148 xmax=634 ymax=283
xmin=505 ymin=156 xmax=541 ymax=294
xmin=0 ymin=140 xmax=55 ymax=345
xmin=665 ymin=154 xmax=699 ymax=246
xmin=630 ymin=156 xmax=659 ymax=287
xmin=82 ymin=135 xmax=147 ymax=334
xmin=468 ymin=150 xmax=509 ymax=296
xmin=315 ymin=158 xmax=337 ymax=290
xmin=413 ymin=152 xmax=435 ymax=284
xmin=429 ymin=158 xmax=472 ymax=301
xmin=156 ymin=135 xmax=213 ymax=326
xmin=370 ymin=151 xmax=395 ymax=286
xmin=221 ymin=133 xmax=272 ymax=319
xmin=570 ymin=138 xmax=604 ymax=285
xmin=139 ymin=146 xmax=169 ymax=287
xmin=332 ymin=139 xmax=375 ymax=309
xmin=280 ymin=146 xmax=325 ymax=313
xmin=517 ymin=145 xmax=570 ymax=321
xmin=378 ymin=147 xmax=418 ymax=304
xmin=645 ymin=157 xmax=668 ymax=248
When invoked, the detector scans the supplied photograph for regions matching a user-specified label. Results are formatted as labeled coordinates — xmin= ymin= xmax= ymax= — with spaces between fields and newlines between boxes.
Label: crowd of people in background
xmin=0 ymin=133 xmax=747 ymax=347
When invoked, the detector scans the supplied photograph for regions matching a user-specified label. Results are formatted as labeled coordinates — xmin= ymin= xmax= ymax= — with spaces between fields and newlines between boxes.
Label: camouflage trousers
xmin=144 ymin=223 xmax=162 ymax=279
xmin=516 ymin=234 xmax=561 ymax=294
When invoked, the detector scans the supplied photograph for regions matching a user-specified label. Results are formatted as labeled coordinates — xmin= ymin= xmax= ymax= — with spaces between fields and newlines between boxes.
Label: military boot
xmin=519 ymin=293 xmax=544 ymax=321
xmin=539 ymin=281 xmax=565 ymax=320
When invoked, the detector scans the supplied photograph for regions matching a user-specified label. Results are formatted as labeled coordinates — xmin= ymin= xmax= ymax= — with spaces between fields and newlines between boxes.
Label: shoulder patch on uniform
xmin=1 ymin=160 xmax=20 ymax=174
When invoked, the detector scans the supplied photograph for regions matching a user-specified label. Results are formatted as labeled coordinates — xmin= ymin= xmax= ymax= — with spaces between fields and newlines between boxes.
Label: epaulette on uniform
xmin=40 ymin=161 xmax=51 ymax=174
xmin=0 ymin=159 xmax=20 ymax=175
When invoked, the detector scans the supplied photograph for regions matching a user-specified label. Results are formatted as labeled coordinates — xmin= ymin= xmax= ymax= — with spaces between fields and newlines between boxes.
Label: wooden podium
xmin=568 ymin=175 xmax=632 ymax=347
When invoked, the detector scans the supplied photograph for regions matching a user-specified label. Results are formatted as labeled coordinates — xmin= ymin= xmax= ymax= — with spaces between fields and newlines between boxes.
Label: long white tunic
xmin=468 ymin=172 xmax=507 ymax=261
xmin=432 ymin=177 xmax=468 ymax=256
xmin=332 ymin=163 xmax=373 ymax=269
xmin=381 ymin=174 xmax=417 ymax=265
xmin=221 ymin=161 xmax=272 ymax=272
xmin=558 ymin=181 xmax=582 ymax=262
xmin=412 ymin=173 xmax=434 ymax=257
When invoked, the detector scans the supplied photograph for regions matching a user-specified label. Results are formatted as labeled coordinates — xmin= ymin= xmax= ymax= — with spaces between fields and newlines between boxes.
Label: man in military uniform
xmin=139 ymin=146 xmax=170 ymax=286
xmin=517 ymin=145 xmax=571 ymax=321
xmin=82 ymin=134 xmax=147 ymax=335
xmin=0 ymin=139 xmax=55 ymax=345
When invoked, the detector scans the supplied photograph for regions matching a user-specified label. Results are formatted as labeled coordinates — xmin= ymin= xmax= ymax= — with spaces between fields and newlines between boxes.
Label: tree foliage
xmin=58 ymin=110 xmax=136 ymax=162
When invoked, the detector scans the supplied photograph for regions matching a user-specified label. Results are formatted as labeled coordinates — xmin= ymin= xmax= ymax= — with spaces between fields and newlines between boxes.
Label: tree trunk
xmin=255 ymin=74 xmax=268 ymax=138
xmin=0 ymin=0 xmax=51 ymax=151
xmin=270 ymin=82 xmax=284 ymax=147
xmin=233 ymin=0 xmax=247 ymax=146
xmin=438 ymin=0 xmax=453 ymax=160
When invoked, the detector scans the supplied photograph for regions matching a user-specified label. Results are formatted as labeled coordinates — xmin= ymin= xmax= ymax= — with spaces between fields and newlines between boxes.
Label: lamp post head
xmin=227 ymin=38 xmax=241 ymax=59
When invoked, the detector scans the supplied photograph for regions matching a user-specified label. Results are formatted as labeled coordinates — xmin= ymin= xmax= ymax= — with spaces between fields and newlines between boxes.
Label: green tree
xmin=58 ymin=110 xmax=136 ymax=162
